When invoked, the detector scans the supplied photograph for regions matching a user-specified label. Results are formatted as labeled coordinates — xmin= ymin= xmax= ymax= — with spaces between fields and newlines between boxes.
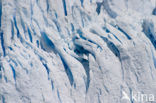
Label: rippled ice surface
xmin=0 ymin=0 xmax=156 ymax=103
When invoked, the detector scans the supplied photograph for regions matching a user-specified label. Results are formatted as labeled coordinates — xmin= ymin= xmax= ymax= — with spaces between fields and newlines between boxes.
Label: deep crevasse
xmin=0 ymin=0 xmax=156 ymax=103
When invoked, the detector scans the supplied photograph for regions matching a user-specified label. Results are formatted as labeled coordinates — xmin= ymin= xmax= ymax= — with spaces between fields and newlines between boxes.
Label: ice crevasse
xmin=0 ymin=0 xmax=156 ymax=103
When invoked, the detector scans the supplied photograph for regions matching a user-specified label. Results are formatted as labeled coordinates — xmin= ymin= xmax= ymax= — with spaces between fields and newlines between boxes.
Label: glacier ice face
xmin=0 ymin=0 xmax=156 ymax=103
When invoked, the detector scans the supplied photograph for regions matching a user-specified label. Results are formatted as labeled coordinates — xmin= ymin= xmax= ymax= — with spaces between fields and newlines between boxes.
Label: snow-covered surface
xmin=0 ymin=0 xmax=156 ymax=103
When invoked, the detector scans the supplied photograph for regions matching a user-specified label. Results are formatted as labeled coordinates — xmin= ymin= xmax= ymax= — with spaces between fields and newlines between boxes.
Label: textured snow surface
xmin=0 ymin=0 xmax=156 ymax=103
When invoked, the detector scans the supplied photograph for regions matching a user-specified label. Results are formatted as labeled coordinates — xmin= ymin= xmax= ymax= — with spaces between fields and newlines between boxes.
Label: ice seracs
xmin=1 ymin=0 xmax=156 ymax=103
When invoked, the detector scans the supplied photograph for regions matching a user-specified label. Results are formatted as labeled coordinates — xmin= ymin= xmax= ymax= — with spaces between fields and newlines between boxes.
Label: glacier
xmin=0 ymin=0 xmax=156 ymax=103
